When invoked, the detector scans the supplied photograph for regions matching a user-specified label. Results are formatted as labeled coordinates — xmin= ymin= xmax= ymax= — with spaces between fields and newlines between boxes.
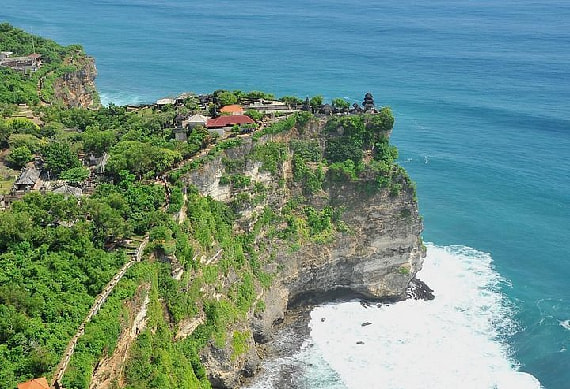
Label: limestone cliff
xmin=51 ymin=55 xmax=100 ymax=109
xmin=181 ymin=114 xmax=425 ymax=388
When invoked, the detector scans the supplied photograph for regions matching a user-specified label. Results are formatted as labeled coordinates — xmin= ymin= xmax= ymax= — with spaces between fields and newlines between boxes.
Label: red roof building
xmin=17 ymin=377 xmax=50 ymax=389
xmin=206 ymin=115 xmax=254 ymax=129
xmin=219 ymin=104 xmax=244 ymax=115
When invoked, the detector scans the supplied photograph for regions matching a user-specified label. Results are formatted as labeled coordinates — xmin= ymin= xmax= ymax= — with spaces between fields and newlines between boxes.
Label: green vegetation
xmin=167 ymin=186 xmax=184 ymax=214
xmin=0 ymin=32 xmax=416 ymax=388
xmin=122 ymin=266 xmax=209 ymax=389
xmin=279 ymin=96 xmax=303 ymax=107
xmin=252 ymin=141 xmax=288 ymax=174
xmin=290 ymin=139 xmax=322 ymax=162
xmin=0 ymin=192 xmax=132 ymax=387
xmin=325 ymin=137 xmax=364 ymax=165
xmin=106 ymin=141 xmax=182 ymax=179
xmin=5 ymin=145 xmax=32 ymax=169
xmin=252 ymin=111 xmax=312 ymax=140
xmin=0 ymin=101 xmax=412 ymax=388
xmin=62 ymin=264 xmax=146 ymax=389
xmin=219 ymin=174 xmax=251 ymax=189
xmin=212 ymin=89 xmax=277 ymax=108
xmin=328 ymin=159 xmax=360 ymax=181
xmin=42 ymin=142 xmax=82 ymax=176
xmin=215 ymin=91 xmax=238 ymax=106
xmin=244 ymin=109 xmax=263 ymax=121
xmin=231 ymin=330 xmax=250 ymax=361
xmin=309 ymin=95 xmax=323 ymax=112
xmin=290 ymin=140 xmax=325 ymax=194
xmin=0 ymin=23 xmax=98 ymax=106
xmin=292 ymin=156 xmax=325 ymax=194
xmin=60 ymin=166 xmax=90 ymax=185
xmin=332 ymin=97 xmax=350 ymax=110
xmin=275 ymin=198 xmax=347 ymax=245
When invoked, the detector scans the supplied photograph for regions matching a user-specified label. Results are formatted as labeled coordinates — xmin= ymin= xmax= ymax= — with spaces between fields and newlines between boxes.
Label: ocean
xmin=2 ymin=1 xmax=569 ymax=388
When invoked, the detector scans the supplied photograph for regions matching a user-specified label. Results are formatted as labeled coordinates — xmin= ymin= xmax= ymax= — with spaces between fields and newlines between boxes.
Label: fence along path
xmin=51 ymin=236 xmax=149 ymax=389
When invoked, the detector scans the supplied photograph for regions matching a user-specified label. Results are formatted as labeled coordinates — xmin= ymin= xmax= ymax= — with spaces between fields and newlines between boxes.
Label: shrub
xmin=244 ymin=109 xmax=263 ymax=121
xmin=252 ymin=141 xmax=287 ymax=174
xmin=290 ymin=139 xmax=321 ymax=162
xmin=41 ymin=142 xmax=82 ymax=176
xmin=231 ymin=330 xmax=250 ymax=360
xmin=5 ymin=146 xmax=32 ymax=169
xmin=329 ymin=160 xmax=359 ymax=181
xmin=60 ymin=166 xmax=90 ymax=185
xmin=167 ymin=186 xmax=184 ymax=214
xmin=324 ymin=137 xmax=363 ymax=165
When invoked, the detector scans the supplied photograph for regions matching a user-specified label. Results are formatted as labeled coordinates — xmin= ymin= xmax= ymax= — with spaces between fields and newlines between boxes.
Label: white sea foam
xmin=308 ymin=244 xmax=543 ymax=389
xmin=245 ymin=341 xmax=345 ymax=389
xmin=99 ymin=92 xmax=149 ymax=107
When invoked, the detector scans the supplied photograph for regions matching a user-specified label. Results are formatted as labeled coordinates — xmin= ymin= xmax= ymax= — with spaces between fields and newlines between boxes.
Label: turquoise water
xmin=2 ymin=1 xmax=569 ymax=387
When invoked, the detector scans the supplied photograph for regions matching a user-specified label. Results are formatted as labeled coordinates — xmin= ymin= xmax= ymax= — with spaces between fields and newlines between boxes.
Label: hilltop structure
xmin=0 ymin=51 xmax=42 ymax=73
xmin=363 ymin=92 xmax=375 ymax=112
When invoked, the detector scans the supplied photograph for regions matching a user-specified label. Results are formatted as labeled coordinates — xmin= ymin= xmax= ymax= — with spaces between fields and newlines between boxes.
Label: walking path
xmin=50 ymin=114 xmax=286 ymax=387
xmin=51 ymin=236 xmax=149 ymax=389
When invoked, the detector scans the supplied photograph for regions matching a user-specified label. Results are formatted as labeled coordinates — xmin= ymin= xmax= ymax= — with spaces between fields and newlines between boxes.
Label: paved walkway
xmin=51 ymin=236 xmax=149 ymax=389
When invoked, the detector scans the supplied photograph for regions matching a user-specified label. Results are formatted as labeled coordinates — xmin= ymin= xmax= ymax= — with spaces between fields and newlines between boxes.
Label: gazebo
xmin=13 ymin=166 xmax=41 ymax=192
xmin=186 ymin=114 xmax=208 ymax=129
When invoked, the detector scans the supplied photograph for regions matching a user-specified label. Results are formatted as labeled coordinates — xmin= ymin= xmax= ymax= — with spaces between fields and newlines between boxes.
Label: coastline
xmin=245 ymin=279 xmax=435 ymax=389
xmin=244 ymin=307 xmax=314 ymax=389
xmin=4 ymin=1 xmax=569 ymax=383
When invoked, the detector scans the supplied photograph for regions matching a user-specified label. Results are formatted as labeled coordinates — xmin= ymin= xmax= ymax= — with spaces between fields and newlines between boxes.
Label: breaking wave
xmin=307 ymin=244 xmax=542 ymax=389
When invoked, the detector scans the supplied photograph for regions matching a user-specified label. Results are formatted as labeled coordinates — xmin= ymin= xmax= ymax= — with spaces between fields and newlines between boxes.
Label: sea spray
xmin=99 ymin=92 xmax=149 ymax=107
xmin=245 ymin=244 xmax=543 ymax=388
xmin=308 ymin=244 xmax=542 ymax=389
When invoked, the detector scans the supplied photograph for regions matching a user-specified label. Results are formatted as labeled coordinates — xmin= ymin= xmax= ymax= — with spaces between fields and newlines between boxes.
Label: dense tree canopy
xmin=332 ymin=97 xmax=350 ymax=110
xmin=41 ymin=142 xmax=82 ymax=177
xmin=5 ymin=145 xmax=32 ymax=169
xmin=0 ymin=192 xmax=132 ymax=387
xmin=106 ymin=141 xmax=182 ymax=178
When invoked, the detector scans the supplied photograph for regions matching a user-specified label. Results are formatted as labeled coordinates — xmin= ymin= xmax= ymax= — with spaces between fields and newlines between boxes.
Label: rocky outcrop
xmin=252 ymin=170 xmax=424 ymax=345
xmin=52 ymin=55 xmax=100 ymax=109
xmin=279 ymin=180 xmax=423 ymax=302
xmin=182 ymin=116 xmax=425 ymax=388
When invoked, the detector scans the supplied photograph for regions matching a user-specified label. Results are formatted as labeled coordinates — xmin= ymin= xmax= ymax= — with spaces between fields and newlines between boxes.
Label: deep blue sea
xmin=2 ymin=1 xmax=569 ymax=388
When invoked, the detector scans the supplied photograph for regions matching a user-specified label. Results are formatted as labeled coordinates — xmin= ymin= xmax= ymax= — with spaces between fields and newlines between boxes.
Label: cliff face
xmin=182 ymin=116 xmax=425 ymax=387
xmin=52 ymin=56 xmax=100 ymax=109
xmin=279 ymin=179 xmax=423 ymax=302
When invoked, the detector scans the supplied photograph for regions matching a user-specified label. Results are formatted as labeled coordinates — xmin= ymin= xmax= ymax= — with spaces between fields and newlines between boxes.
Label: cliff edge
xmin=181 ymin=113 xmax=425 ymax=387
xmin=51 ymin=54 xmax=100 ymax=109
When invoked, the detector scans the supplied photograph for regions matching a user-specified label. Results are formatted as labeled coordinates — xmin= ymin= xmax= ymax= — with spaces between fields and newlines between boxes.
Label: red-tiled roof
xmin=220 ymin=104 xmax=243 ymax=114
xmin=206 ymin=115 xmax=254 ymax=128
xmin=17 ymin=377 xmax=50 ymax=389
